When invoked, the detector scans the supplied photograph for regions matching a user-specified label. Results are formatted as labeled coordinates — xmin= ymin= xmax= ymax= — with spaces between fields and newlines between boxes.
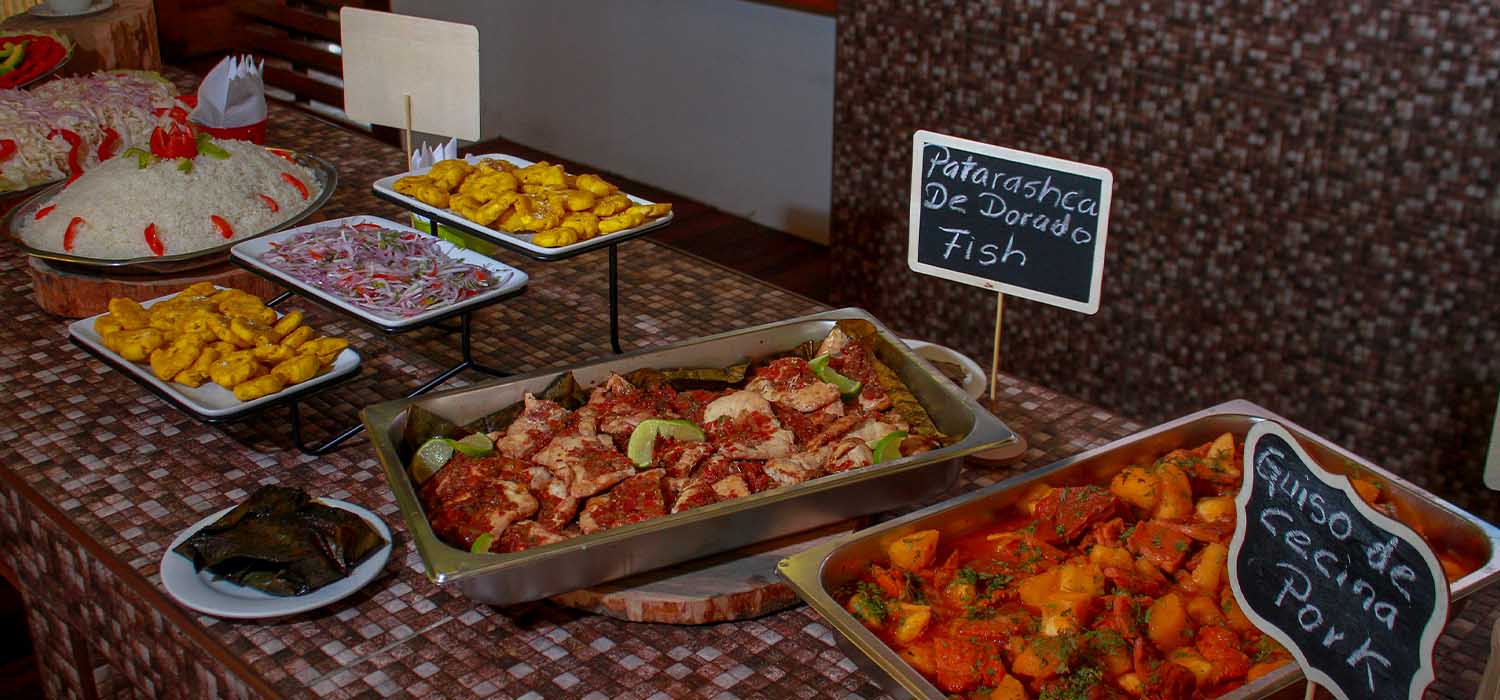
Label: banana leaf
xmin=400 ymin=403 xmax=468 ymax=460
xmin=623 ymin=363 xmax=749 ymax=392
xmin=172 ymin=487 xmax=386 ymax=597
xmin=462 ymin=371 xmax=586 ymax=436
xmin=833 ymin=319 xmax=951 ymax=445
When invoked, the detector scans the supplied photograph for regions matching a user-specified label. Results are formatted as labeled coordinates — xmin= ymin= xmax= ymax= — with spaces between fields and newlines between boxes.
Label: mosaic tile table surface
xmin=0 ymin=71 xmax=1495 ymax=700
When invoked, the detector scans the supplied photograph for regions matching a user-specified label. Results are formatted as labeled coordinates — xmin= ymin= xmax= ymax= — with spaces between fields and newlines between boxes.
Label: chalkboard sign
xmin=1229 ymin=422 xmax=1449 ymax=700
xmin=906 ymin=131 xmax=1113 ymax=314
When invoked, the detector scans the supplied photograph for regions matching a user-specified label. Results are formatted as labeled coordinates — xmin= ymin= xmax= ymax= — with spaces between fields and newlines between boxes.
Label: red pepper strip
xmin=47 ymin=128 xmax=84 ymax=185
xmin=280 ymin=172 xmax=309 ymax=200
xmin=353 ymin=223 xmax=383 ymax=231
xmin=63 ymin=217 xmax=83 ymax=252
xmin=143 ymin=223 xmax=165 ymax=256
xmin=258 ymin=194 xmax=279 ymax=212
xmin=0 ymin=139 xmax=15 ymax=163
xmin=272 ymin=150 xmax=297 ymax=163
xmin=34 ymin=204 xmax=55 ymax=221
xmin=210 ymin=215 xmax=233 ymax=239
xmin=97 ymin=128 xmax=120 ymax=161
xmin=167 ymin=105 xmax=189 ymax=125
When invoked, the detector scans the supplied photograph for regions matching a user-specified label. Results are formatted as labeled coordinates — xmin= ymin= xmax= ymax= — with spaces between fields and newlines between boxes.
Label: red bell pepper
xmin=34 ymin=204 xmax=55 ymax=221
xmin=0 ymin=139 xmax=15 ymax=163
xmin=148 ymin=125 xmax=198 ymax=159
xmin=280 ymin=172 xmax=309 ymax=200
xmin=152 ymin=104 xmax=189 ymax=125
xmin=143 ymin=224 xmax=165 ymax=256
xmin=149 ymin=127 xmax=168 ymax=158
xmin=258 ymin=194 xmax=279 ymax=212
xmin=63 ymin=216 xmax=83 ymax=252
xmin=170 ymin=126 xmax=196 ymax=158
xmin=47 ymin=128 xmax=84 ymax=185
xmin=97 ymin=128 xmax=120 ymax=161
xmin=210 ymin=215 xmax=233 ymax=239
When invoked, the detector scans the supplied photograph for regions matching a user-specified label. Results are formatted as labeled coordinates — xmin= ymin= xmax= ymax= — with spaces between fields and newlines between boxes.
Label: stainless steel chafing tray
xmin=361 ymin=308 xmax=1018 ymax=606
xmin=777 ymin=400 xmax=1500 ymax=700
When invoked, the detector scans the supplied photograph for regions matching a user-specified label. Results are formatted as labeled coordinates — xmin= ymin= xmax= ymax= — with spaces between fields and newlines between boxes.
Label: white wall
xmin=392 ymin=0 xmax=835 ymax=243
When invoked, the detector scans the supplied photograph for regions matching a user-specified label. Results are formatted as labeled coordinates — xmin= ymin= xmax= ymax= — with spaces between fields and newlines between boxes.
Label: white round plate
xmin=159 ymin=498 xmax=392 ymax=620
xmin=901 ymin=338 xmax=986 ymax=401
xmin=29 ymin=0 xmax=113 ymax=18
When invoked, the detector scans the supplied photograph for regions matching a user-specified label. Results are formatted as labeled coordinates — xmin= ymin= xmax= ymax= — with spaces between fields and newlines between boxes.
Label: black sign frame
xmin=906 ymin=130 xmax=1113 ymax=314
xmin=1229 ymin=421 xmax=1449 ymax=700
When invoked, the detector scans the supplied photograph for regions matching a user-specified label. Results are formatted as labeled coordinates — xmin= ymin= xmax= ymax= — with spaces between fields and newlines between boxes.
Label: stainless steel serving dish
xmin=778 ymin=400 xmax=1500 ymax=700
xmin=362 ymin=308 xmax=1019 ymax=606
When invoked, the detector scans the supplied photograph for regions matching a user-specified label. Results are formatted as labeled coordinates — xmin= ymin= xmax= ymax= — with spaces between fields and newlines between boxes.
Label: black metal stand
xmin=608 ymin=243 xmax=622 ymax=354
xmin=269 ymin=303 xmax=509 ymax=455
xmin=418 ymin=213 xmax=626 ymax=354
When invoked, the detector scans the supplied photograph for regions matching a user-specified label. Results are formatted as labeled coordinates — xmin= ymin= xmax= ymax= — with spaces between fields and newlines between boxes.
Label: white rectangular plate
xmin=372 ymin=153 xmax=674 ymax=258
xmin=69 ymin=288 xmax=361 ymax=420
xmin=231 ymin=215 xmax=529 ymax=331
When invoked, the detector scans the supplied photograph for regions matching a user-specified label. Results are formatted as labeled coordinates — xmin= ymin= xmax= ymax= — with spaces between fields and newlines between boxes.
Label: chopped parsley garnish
xmin=852 ymin=582 xmax=889 ymax=622
xmin=904 ymin=571 xmax=927 ymax=604
xmin=956 ymin=566 xmax=1014 ymax=595
xmin=1039 ymin=666 xmax=1103 ymax=700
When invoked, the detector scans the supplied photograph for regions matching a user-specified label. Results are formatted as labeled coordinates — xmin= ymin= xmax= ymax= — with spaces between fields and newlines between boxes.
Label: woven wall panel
xmin=831 ymin=0 xmax=1500 ymax=521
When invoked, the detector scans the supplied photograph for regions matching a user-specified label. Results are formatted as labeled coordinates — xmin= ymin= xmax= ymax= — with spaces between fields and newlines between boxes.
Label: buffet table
xmin=0 ymin=76 xmax=1497 ymax=700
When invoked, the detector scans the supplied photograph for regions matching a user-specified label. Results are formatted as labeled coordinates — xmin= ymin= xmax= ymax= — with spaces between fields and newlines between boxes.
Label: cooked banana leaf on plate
xmin=172 ymin=486 xmax=387 ymax=597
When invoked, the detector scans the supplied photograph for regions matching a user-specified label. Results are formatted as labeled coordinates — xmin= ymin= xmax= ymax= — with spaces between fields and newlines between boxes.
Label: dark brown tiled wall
xmin=831 ymin=2 xmax=1500 ymax=520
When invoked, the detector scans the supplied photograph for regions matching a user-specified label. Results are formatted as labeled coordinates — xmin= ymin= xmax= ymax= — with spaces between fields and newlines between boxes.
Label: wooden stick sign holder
xmin=989 ymin=291 xmax=1003 ymax=402
xmin=905 ymin=130 xmax=1113 ymax=409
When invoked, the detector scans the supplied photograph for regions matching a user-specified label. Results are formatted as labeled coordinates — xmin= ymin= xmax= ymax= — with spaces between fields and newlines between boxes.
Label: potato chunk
xmin=1147 ymin=592 xmax=1191 ymax=651
xmin=887 ymin=529 xmax=939 ymax=570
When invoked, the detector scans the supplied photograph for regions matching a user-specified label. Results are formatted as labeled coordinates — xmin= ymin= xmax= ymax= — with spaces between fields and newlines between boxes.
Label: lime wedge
xmin=471 ymin=533 xmax=494 ymax=554
xmin=870 ymin=431 xmax=908 ymax=464
xmin=809 ymin=353 xmax=863 ymax=398
xmin=449 ymin=433 xmax=494 ymax=457
xmin=411 ymin=437 xmax=455 ymax=484
xmin=627 ymin=418 xmax=706 ymax=467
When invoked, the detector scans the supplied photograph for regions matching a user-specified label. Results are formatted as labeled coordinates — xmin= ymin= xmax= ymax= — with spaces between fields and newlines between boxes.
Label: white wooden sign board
xmin=906 ymin=130 xmax=1112 ymax=314
xmin=340 ymin=8 xmax=480 ymax=141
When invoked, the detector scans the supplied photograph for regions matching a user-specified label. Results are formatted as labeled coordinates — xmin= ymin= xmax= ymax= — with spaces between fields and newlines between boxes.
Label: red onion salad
xmin=258 ymin=222 xmax=505 ymax=319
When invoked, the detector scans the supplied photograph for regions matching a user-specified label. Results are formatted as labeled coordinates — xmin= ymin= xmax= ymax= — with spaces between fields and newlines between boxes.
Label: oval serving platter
xmin=3 ymin=148 xmax=337 ymax=275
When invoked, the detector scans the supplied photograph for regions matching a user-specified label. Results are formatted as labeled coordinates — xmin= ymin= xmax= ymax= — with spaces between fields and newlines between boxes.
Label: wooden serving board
xmin=551 ymin=519 xmax=864 ymax=625
xmin=28 ymin=257 xmax=283 ymax=317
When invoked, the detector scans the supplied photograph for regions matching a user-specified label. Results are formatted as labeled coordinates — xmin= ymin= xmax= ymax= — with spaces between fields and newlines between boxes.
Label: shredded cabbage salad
xmin=260 ymin=222 xmax=504 ymax=319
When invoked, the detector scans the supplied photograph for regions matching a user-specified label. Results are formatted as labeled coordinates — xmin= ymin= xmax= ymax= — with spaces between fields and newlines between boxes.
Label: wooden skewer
xmin=402 ymin=93 xmax=413 ymax=166
xmin=989 ymin=291 xmax=1004 ymax=404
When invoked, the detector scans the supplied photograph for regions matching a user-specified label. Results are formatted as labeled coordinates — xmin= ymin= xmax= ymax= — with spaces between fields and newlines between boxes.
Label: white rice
xmin=19 ymin=139 xmax=321 ymax=260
